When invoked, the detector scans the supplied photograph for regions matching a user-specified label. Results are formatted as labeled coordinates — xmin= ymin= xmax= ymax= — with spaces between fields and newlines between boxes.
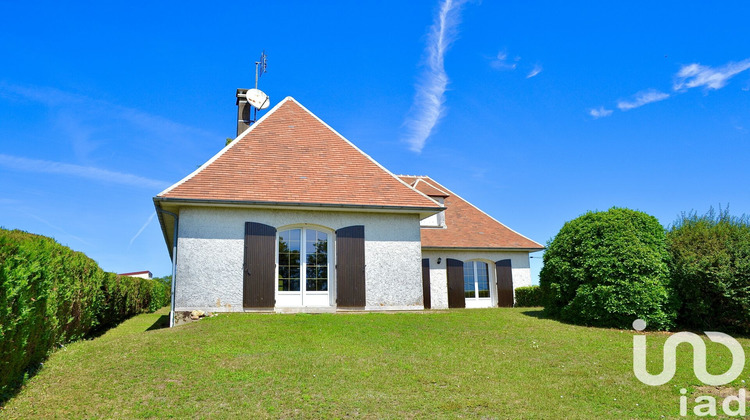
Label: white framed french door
xmin=276 ymin=227 xmax=331 ymax=307
xmin=464 ymin=260 xmax=493 ymax=308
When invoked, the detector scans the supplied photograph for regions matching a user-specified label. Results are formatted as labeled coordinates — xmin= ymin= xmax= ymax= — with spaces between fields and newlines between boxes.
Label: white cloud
xmin=0 ymin=198 xmax=22 ymax=206
xmin=27 ymin=213 xmax=91 ymax=245
xmin=526 ymin=64 xmax=543 ymax=78
xmin=0 ymin=154 xmax=170 ymax=190
xmin=490 ymin=50 xmax=519 ymax=71
xmin=0 ymin=82 xmax=87 ymax=106
xmin=617 ymin=89 xmax=670 ymax=111
xmin=589 ymin=107 xmax=613 ymax=119
xmin=403 ymin=0 xmax=469 ymax=153
xmin=490 ymin=61 xmax=517 ymax=70
xmin=589 ymin=58 xmax=750 ymax=118
xmin=0 ymin=83 xmax=215 ymax=161
xmin=673 ymin=59 xmax=750 ymax=91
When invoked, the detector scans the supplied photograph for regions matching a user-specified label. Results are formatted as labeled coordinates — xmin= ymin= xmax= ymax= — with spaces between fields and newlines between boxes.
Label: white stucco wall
xmin=173 ymin=206 xmax=424 ymax=312
xmin=420 ymin=198 xmax=445 ymax=227
xmin=421 ymin=249 xmax=533 ymax=309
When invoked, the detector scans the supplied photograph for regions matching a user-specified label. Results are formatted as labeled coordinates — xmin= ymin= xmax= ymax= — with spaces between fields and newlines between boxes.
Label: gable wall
xmin=173 ymin=206 xmax=424 ymax=311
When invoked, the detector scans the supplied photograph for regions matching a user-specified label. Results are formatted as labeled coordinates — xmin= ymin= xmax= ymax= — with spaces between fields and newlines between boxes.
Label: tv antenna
xmin=246 ymin=50 xmax=270 ymax=125
xmin=255 ymin=50 xmax=267 ymax=89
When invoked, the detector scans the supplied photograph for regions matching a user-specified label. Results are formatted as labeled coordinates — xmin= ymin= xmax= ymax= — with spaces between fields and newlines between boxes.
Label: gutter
xmin=153 ymin=196 xmax=445 ymax=215
xmin=421 ymin=246 xmax=546 ymax=252
xmin=155 ymin=207 xmax=179 ymax=328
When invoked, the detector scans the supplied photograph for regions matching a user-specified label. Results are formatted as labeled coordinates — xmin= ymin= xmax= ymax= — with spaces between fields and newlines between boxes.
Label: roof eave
xmin=421 ymin=246 xmax=545 ymax=252
xmin=153 ymin=199 xmax=175 ymax=259
xmin=154 ymin=196 xmax=445 ymax=218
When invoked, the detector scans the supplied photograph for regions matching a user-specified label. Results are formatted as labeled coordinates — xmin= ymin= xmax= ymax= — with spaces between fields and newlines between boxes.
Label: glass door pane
xmin=305 ymin=230 xmax=328 ymax=292
xmin=476 ymin=262 xmax=490 ymax=298
xmin=278 ymin=229 xmax=301 ymax=292
xmin=463 ymin=261 xmax=475 ymax=298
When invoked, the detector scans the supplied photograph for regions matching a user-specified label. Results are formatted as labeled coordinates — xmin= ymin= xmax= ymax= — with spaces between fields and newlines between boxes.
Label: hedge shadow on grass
xmin=146 ymin=315 xmax=170 ymax=331
xmin=519 ymin=309 xmax=547 ymax=319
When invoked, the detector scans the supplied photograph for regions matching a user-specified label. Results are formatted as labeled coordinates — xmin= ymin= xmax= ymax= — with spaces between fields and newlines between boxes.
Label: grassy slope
xmin=2 ymin=308 xmax=747 ymax=419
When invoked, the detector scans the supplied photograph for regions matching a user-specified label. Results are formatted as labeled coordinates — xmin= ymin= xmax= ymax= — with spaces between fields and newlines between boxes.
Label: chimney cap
xmin=236 ymin=88 xmax=249 ymax=105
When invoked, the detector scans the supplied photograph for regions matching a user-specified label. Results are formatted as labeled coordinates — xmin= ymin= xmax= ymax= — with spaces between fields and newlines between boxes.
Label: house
xmin=118 ymin=270 xmax=153 ymax=279
xmin=154 ymin=95 xmax=543 ymax=322
xmin=397 ymin=176 xmax=543 ymax=309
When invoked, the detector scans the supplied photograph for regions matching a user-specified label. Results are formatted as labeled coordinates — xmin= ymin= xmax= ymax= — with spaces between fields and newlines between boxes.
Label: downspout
xmin=157 ymin=208 xmax=179 ymax=327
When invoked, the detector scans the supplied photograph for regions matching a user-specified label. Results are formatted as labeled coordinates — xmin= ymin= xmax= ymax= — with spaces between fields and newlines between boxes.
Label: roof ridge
xmin=412 ymin=178 xmax=450 ymax=197
xmin=157 ymin=96 xmax=294 ymax=197
xmin=395 ymin=175 xmax=423 ymax=187
xmin=423 ymin=176 xmax=544 ymax=249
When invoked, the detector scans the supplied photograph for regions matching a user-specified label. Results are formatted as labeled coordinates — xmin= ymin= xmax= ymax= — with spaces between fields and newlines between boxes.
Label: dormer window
xmin=405 ymin=178 xmax=449 ymax=228
xmin=420 ymin=196 xmax=446 ymax=227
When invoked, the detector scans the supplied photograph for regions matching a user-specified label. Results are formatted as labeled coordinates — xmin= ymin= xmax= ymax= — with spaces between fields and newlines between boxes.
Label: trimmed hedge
xmin=0 ymin=228 xmax=168 ymax=400
xmin=515 ymin=286 xmax=543 ymax=307
xmin=667 ymin=208 xmax=750 ymax=333
xmin=540 ymin=208 xmax=676 ymax=330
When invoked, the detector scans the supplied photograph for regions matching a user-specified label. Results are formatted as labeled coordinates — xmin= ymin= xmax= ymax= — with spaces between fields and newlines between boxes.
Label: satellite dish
xmin=245 ymin=88 xmax=270 ymax=110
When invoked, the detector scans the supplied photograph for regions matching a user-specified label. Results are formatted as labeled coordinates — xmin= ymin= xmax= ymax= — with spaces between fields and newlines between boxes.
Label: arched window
xmin=464 ymin=261 xmax=490 ymax=299
xmin=277 ymin=227 xmax=330 ymax=307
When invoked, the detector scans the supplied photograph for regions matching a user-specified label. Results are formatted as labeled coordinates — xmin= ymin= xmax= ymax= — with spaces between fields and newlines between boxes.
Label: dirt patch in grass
xmin=694 ymin=386 xmax=750 ymax=400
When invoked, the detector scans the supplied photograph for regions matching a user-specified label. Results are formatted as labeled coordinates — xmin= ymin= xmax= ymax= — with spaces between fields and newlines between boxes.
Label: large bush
xmin=152 ymin=275 xmax=172 ymax=305
xmin=540 ymin=208 xmax=676 ymax=330
xmin=0 ymin=228 xmax=169 ymax=400
xmin=667 ymin=208 xmax=750 ymax=333
xmin=515 ymin=286 xmax=543 ymax=307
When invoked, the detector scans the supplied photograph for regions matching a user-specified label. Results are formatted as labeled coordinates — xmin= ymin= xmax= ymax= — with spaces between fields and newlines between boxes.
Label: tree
xmin=152 ymin=275 xmax=172 ymax=302
xmin=667 ymin=207 xmax=750 ymax=333
xmin=540 ymin=207 xmax=676 ymax=330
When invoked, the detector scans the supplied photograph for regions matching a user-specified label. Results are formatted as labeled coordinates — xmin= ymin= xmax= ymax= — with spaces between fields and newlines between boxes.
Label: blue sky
xmin=1 ymin=1 xmax=749 ymax=283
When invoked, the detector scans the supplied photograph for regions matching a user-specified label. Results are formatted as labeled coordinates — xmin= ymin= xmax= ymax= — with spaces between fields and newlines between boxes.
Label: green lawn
xmin=2 ymin=308 xmax=748 ymax=419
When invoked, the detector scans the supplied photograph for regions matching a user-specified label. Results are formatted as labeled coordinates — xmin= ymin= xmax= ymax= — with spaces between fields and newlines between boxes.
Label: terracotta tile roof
xmin=399 ymin=176 xmax=418 ymax=186
xmin=158 ymin=98 xmax=442 ymax=211
xmin=398 ymin=176 xmax=545 ymax=250
xmin=412 ymin=178 xmax=449 ymax=197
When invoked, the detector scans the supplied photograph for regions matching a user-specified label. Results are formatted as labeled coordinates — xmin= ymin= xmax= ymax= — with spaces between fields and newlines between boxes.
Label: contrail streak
xmin=403 ymin=0 xmax=469 ymax=153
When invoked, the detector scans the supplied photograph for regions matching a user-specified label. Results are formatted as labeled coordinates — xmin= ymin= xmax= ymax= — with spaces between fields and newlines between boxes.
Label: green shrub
xmin=667 ymin=208 xmax=750 ymax=333
xmin=0 ymin=228 xmax=169 ymax=400
xmin=152 ymin=275 xmax=172 ymax=307
xmin=539 ymin=208 xmax=676 ymax=330
xmin=515 ymin=286 xmax=543 ymax=307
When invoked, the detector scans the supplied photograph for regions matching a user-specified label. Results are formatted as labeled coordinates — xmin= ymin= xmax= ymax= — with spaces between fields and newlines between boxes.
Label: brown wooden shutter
xmin=422 ymin=258 xmax=431 ymax=309
xmin=336 ymin=225 xmax=365 ymax=308
xmin=243 ymin=222 xmax=276 ymax=309
xmin=495 ymin=259 xmax=514 ymax=307
xmin=446 ymin=258 xmax=465 ymax=308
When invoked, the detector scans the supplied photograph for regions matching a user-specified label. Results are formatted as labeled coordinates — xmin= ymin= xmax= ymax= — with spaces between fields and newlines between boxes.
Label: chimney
xmin=236 ymin=88 xmax=251 ymax=136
